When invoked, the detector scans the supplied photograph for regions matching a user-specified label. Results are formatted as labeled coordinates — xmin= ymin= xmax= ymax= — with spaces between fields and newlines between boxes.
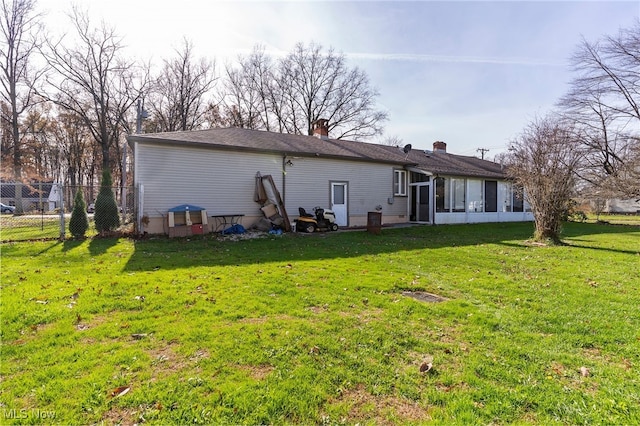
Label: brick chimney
xmin=312 ymin=119 xmax=329 ymax=140
xmin=433 ymin=141 xmax=447 ymax=153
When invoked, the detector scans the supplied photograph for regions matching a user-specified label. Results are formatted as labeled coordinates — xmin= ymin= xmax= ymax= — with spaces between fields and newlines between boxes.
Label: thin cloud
xmin=346 ymin=51 xmax=565 ymax=67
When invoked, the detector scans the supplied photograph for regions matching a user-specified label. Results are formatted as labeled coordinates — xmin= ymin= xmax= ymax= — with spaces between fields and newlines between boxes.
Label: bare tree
xmin=39 ymin=7 xmax=141 ymax=170
xmin=560 ymin=21 xmax=640 ymax=199
xmin=277 ymin=42 xmax=388 ymax=139
xmin=380 ymin=135 xmax=403 ymax=147
xmin=220 ymin=42 xmax=388 ymax=140
xmin=1 ymin=0 xmax=44 ymax=213
xmin=19 ymin=104 xmax=49 ymax=178
xmin=506 ymin=115 xmax=583 ymax=243
xmin=50 ymin=107 xmax=92 ymax=188
xmin=219 ymin=46 xmax=273 ymax=130
xmin=147 ymin=38 xmax=216 ymax=132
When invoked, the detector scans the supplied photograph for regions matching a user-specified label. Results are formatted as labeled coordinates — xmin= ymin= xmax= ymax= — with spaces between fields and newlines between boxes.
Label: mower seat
xmin=299 ymin=207 xmax=314 ymax=218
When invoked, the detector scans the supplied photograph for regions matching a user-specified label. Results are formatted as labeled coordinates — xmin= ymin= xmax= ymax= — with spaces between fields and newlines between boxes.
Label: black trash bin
xmin=367 ymin=211 xmax=382 ymax=235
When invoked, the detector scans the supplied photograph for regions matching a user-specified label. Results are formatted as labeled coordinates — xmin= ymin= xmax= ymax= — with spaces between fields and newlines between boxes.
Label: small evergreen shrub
xmin=69 ymin=190 xmax=89 ymax=238
xmin=94 ymin=169 xmax=120 ymax=233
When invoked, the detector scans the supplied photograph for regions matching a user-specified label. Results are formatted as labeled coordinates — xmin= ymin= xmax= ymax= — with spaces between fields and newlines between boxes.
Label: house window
xmin=468 ymin=179 xmax=483 ymax=212
xmin=435 ymin=177 xmax=450 ymax=212
xmin=451 ymin=178 xmax=465 ymax=212
xmin=394 ymin=170 xmax=407 ymax=196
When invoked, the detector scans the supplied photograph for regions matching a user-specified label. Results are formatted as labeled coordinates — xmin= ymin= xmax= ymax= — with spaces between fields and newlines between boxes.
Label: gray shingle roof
xmin=128 ymin=127 xmax=507 ymax=179
xmin=129 ymin=127 xmax=410 ymax=165
xmin=378 ymin=146 xmax=507 ymax=179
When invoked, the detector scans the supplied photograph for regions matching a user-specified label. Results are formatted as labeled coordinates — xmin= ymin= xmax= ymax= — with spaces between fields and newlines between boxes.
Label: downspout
xmin=282 ymin=155 xmax=287 ymax=204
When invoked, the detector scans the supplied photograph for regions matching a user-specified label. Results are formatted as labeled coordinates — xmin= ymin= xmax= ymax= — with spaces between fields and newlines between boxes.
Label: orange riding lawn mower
xmin=295 ymin=206 xmax=339 ymax=233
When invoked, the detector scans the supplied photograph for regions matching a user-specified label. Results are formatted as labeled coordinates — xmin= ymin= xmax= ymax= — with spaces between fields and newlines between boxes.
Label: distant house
xmin=128 ymin=120 xmax=532 ymax=235
xmin=603 ymin=198 xmax=640 ymax=214
xmin=0 ymin=181 xmax=62 ymax=212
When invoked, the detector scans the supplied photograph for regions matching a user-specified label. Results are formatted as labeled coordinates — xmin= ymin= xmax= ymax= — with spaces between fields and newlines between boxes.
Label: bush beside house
xmin=94 ymin=170 xmax=120 ymax=234
xmin=69 ymin=190 xmax=89 ymax=238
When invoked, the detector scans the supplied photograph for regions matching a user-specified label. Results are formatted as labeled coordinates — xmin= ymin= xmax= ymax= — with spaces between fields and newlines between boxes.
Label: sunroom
xmin=399 ymin=141 xmax=533 ymax=225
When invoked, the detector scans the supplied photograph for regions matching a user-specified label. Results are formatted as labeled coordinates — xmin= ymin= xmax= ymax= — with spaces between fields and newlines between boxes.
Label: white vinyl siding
xmin=135 ymin=143 xmax=407 ymax=227
xmin=135 ymin=143 xmax=283 ymax=217
xmin=284 ymin=157 xmax=406 ymax=219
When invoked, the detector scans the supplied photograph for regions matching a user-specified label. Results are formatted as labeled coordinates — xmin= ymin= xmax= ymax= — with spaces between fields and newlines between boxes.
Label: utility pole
xmin=477 ymin=148 xmax=489 ymax=160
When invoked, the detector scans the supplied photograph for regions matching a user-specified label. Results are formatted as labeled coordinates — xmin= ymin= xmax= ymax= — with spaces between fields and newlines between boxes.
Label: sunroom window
xmin=451 ymin=178 xmax=465 ymax=212
xmin=513 ymin=186 xmax=524 ymax=212
xmin=468 ymin=179 xmax=483 ymax=212
xmin=499 ymin=182 xmax=512 ymax=212
xmin=435 ymin=177 xmax=449 ymax=212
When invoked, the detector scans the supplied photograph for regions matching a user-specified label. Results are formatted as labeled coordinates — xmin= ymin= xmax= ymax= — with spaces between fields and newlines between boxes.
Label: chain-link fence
xmin=0 ymin=183 xmax=135 ymax=242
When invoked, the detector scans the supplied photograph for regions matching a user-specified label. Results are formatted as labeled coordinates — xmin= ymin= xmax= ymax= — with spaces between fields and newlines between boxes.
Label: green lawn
xmin=586 ymin=213 xmax=640 ymax=226
xmin=1 ymin=222 xmax=639 ymax=425
xmin=0 ymin=214 xmax=99 ymax=242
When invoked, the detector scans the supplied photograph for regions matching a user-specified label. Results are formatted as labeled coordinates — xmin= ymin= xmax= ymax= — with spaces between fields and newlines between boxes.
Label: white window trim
xmin=394 ymin=170 xmax=407 ymax=196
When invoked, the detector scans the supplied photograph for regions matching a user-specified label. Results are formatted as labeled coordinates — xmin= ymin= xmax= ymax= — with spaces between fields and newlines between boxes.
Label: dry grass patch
xmin=235 ymin=363 xmax=275 ymax=380
xmin=582 ymin=347 xmax=633 ymax=371
xmin=146 ymin=346 xmax=210 ymax=381
xmin=101 ymin=405 xmax=140 ymax=426
xmin=337 ymin=307 xmax=385 ymax=324
xmin=235 ymin=314 xmax=297 ymax=325
xmin=306 ymin=305 xmax=330 ymax=314
xmin=332 ymin=384 xmax=430 ymax=425
xmin=148 ymin=345 xmax=183 ymax=372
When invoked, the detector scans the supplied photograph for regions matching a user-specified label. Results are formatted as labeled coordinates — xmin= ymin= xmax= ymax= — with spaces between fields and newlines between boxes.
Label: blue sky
xmin=45 ymin=1 xmax=640 ymax=158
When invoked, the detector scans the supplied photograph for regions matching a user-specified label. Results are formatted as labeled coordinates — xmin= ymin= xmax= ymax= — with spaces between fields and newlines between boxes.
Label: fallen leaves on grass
xmin=109 ymin=386 xmax=131 ymax=398
xmin=420 ymin=355 xmax=434 ymax=374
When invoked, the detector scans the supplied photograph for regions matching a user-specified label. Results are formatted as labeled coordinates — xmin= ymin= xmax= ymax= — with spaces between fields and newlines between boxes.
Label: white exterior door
xmin=331 ymin=182 xmax=348 ymax=226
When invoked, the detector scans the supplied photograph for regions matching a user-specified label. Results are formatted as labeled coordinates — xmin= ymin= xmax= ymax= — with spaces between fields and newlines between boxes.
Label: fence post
xmin=59 ymin=184 xmax=65 ymax=240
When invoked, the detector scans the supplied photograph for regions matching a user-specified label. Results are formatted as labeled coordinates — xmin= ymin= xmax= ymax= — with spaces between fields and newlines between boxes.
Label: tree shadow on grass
xmin=62 ymin=239 xmax=84 ymax=252
xmin=33 ymin=240 xmax=63 ymax=255
xmin=123 ymin=221 xmax=638 ymax=272
xmin=562 ymin=221 xmax=640 ymax=237
xmin=562 ymin=241 xmax=640 ymax=256
xmin=498 ymin=222 xmax=640 ymax=256
xmin=88 ymin=236 xmax=119 ymax=256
